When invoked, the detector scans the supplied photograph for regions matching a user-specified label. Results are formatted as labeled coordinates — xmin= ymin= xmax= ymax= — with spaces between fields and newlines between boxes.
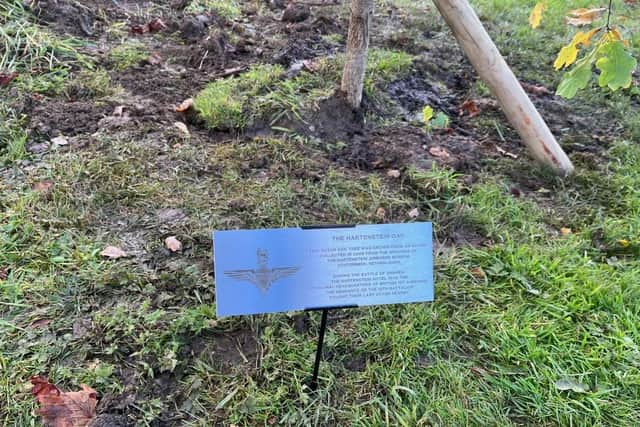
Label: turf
xmin=1 ymin=0 xmax=639 ymax=425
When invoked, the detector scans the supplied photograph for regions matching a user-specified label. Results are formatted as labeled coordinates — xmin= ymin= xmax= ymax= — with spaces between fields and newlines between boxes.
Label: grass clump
xmin=107 ymin=40 xmax=149 ymax=70
xmin=194 ymin=64 xmax=284 ymax=130
xmin=185 ymin=0 xmax=241 ymax=19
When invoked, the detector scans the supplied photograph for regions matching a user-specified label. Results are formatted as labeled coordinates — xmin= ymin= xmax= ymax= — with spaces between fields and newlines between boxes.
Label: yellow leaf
xmin=554 ymin=43 xmax=579 ymax=70
xmin=560 ymin=227 xmax=572 ymax=236
xmin=618 ymin=239 xmax=630 ymax=248
xmin=422 ymin=106 xmax=434 ymax=123
xmin=529 ymin=2 xmax=546 ymax=29
xmin=554 ymin=31 xmax=596 ymax=70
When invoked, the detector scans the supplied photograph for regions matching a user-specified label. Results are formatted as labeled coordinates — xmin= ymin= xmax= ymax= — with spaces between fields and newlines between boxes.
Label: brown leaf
xmin=496 ymin=145 xmax=518 ymax=159
xmin=148 ymin=18 xmax=167 ymax=32
xmin=164 ymin=236 xmax=182 ymax=252
xmin=100 ymin=246 xmax=126 ymax=259
xmin=33 ymin=180 xmax=54 ymax=195
xmin=173 ymin=122 xmax=190 ymax=136
xmin=375 ymin=207 xmax=386 ymax=220
xmin=175 ymin=98 xmax=194 ymax=112
xmin=408 ymin=207 xmax=420 ymax=219
xmin=130 ymin=24 xmax=148 ymax=34
xmin=566 ymin=8 xmax=607 ymax=26
xmin=459 ymin=99 xmax=481 ymax=118
xmin=31 ymin=319 xmax=53 ymax=329
xmin=520 ymin=81 xmax=552 ymax=95
xmin=0 ymin=267 xmax=8 ymax=280
xmin=428 ymin=146 xmax=451 ymax=159
xmin=30 ymin=376 xmax=97 ymax=427
xmin=560 ymin=227 xmax=572 ymax=236
xmin=470 ymin=267 xmax=486 ymax=279
xmin=0 ymin=71 xmax=19 ymax=86
xmin=386 ymin=169 xmax=401 ymax=178
xmin=147 ymin=52 xmax=163 ymax=65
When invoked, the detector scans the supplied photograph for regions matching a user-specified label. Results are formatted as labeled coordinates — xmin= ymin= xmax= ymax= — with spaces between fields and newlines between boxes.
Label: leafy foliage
xmin=530 ymin=1 xmax=637 ymax=99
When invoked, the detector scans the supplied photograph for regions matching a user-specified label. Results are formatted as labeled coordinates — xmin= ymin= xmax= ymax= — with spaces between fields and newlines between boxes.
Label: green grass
xmin=185 ymin=0 xmax=241 ymax=19
xmin=195 ymin=49 xmax=413 ymax=131
xmin=106 ymin=40 xmax=149 ymax=70
xmin=2 ymin=0 xmax=640 ymax=425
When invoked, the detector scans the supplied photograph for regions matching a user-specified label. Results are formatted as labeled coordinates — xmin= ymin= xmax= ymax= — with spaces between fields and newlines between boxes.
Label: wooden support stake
xmin=432 ymin=0 xmax=574 ymax=175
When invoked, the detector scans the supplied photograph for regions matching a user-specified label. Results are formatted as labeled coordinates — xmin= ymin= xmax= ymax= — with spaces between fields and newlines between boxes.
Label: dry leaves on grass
xmin=100 ymin=246 xmax=126 ymax=259
xmin=408 ymin=207 xmax=420 ymax=219
xmin=30 ymin=376 xmax=97 ymax=427
xmin=165 ymin=236 xmax=182 ymax=252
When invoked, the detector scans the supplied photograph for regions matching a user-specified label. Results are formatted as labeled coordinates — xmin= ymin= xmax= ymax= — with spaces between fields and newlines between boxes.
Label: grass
xmin=195 ymin=49 xmax=413 ymax=130
xmin=2 ymin=0 xmax=640 ymax=425
xmin=185 ymin=0 xmax=241 ymax=19
xmin=106 ymin=40 xmax=149 ymax=70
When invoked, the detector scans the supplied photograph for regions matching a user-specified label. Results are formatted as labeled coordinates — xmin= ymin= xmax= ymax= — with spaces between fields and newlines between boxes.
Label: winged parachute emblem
xmin=224 ymin=249 xmax=299 ymax=294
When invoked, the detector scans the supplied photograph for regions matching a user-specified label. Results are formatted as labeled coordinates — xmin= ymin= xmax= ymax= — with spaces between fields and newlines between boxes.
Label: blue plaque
xmin=213 ymin=223 xmax=433 ymax=317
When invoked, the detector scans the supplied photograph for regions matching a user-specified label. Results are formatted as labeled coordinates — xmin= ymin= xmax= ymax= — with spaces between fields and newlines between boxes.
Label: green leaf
xmin=431 ymin=112 xmax=450 ymax=129
xmin=596 ymin=40 xmax=637 ymax=91
xmin=556 ymin=60 xmax=592 ymax=99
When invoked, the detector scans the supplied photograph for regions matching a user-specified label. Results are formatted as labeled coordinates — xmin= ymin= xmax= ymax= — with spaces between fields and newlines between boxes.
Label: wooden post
xmin=432 ymin=0 xmax=574 ymax=175
xmin=341 ymin=0 xmax=374 ymax=110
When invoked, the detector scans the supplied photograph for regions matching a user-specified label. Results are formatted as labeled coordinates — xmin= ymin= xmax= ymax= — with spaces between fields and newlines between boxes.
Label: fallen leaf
xmin=302 ymin=59 xmax=319 ymax=72
xmin=555 ymin=378 xmax=589 ymax=393
xmin=175 ymin=98 xmax=194 ymax=112
xmin=560 ymin=227 xmax=572 ymax=235
xmin=510 ymin=187 xmax=523 ymax=197
xmin=0 ymin=71 xmax=19 ymax=86
xmin=566 ymin=8 xmax=607 ymax=26
xmin=618 ymin=239 xmax=630 ymax=248
xmin=386 ymin=169 xmax=401 ymax=178
xmin=30 ymin=376 xmax=97 ymax=427
xmin=0 ymin=267 xmax=8 ymax=280
xmin=51 ymin=136 xmax=69 ymax=147
xmin=496 ymin=145 xmax=518 ymax=159
xmin=376 ymin=207 xmax=386 ymax=220
xmin=101 ymin=246 xmax=126 ymax=259
xmin=148 ymin=18 xmax=167 ymax=32
xmin=408 ymin=207 xmax=420 ymax=219
xmin=520 ymin=81 xmax=552 ymax=95
xmin=147 ymin=52 xmax=163 ymax=65
xmin=470 ymin=366 xmax=490 ymax=377
xmin=173 ymin=122 xmax=190 ymax=136
xmin=428 ymin=146 xmax=451 ymax=159
xmin=31 ymin=319 xmax=53 ymax=329
xmin=33 ymin=181 xmax=54 ymax=195
xmin=112 ymin=105 xmax=125 ymax=117
xmin=130 ymin=24 xmax=147 ymax=34
xmin=459 ymin=99 xmax=481 ymax=118
xmin=470 ymin=267 xmax=486 ymax=279
xmin=165 ymin=236 xmax=182 ymax=252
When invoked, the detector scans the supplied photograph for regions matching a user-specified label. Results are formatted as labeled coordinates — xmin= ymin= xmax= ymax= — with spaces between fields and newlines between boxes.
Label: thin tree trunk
xmin=432 ymin=0 xmax=574 ymax=175
xmin=341 ymin=0 xmax=373 ymax=110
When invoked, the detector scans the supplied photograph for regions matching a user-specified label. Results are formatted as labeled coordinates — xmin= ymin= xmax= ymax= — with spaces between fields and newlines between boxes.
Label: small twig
xmin=606 ymin=0 xmax=613 ymax=31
